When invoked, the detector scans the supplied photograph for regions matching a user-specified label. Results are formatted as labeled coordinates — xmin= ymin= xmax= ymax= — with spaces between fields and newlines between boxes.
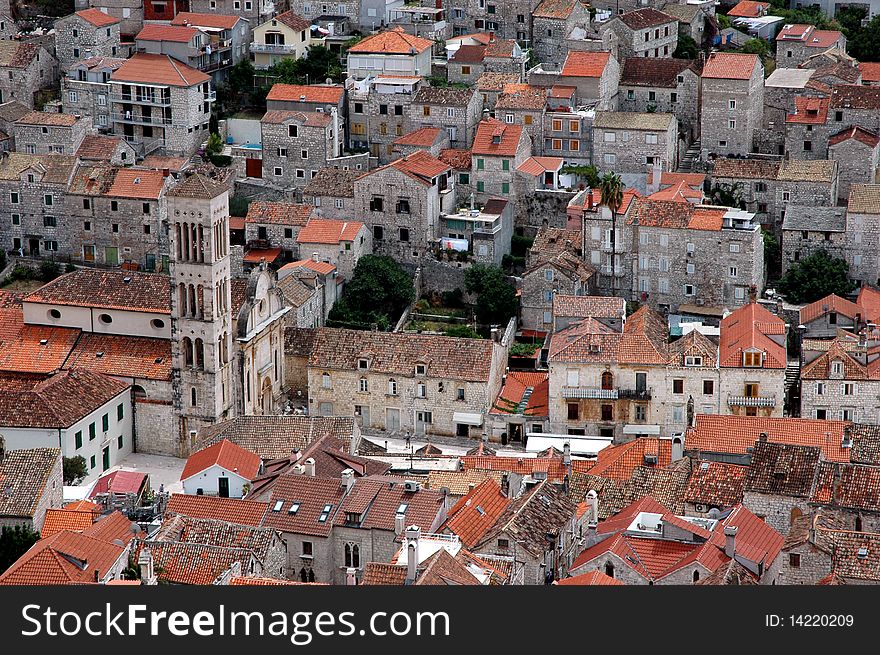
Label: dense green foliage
xmin=63 ymin=455 xmax=88 ymax=485
xmin=777 ymin=251 xmax=855 ymax=304
xmin=328 ymin=256 xmax=415 ymax=330
xmin=0 ymin=526 xmax=40 ymax=573
xmin=464 ymin=265 xmax=518 ymax=325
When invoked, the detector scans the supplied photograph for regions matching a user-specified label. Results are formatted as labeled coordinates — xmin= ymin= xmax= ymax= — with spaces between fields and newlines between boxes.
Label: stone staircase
xmin=679 ymin=139 xmax=701 ymax=173
xmin=784 ymin=359 xmax=801 ymax=395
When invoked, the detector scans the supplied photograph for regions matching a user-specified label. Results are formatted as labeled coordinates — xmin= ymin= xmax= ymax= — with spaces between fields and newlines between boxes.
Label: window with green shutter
xmin=477 ymin=158 xmax=484 ymax=170
xmin=90 ymin=455 xmax=96 ymax=469
xmin=477 ymin=181 xmax=485 ymax=192
xmin=89 ymin=423 xmax=96 ymax=440
xmin=117 ymin=435 xmax=124 ymax=449
xmin=502 ymin=182 xmax=510 ymax=194
xmin=502 ymin=159 xmax=510 ymax=171
xmin=102 ymin=414 xmax=109 ymax=431
xmin=75 ymin=431 xmax=82 ymax=450
xmin=117 ymin=403 xmax=124 ymax=421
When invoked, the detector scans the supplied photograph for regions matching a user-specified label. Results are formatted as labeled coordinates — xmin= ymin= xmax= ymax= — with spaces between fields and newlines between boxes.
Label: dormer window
xmin=416 ymin=364 xmax=427 ymax=376
xmin=358 ymin=358 xmax=369 ymax=369
xmin=831 ymin=360 xmax=843 ymax=376
xmin=743 ymin=351 xmax=762 ymax=367
xmin=685 ymin=356 xmax=703 ymax=367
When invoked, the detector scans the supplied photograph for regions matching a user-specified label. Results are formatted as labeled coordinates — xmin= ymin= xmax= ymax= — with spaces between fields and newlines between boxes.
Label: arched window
xmin=344 ymin=543 xmax=352 ymax=567
xmin=351 ymin=544 xmax=360 ymax=568
xmin=195 ymin=338 xmax=204 ymax=370
xmin=693 ymin=570 xmax=700 ymax=583
xmin=604 ymin=561 xmax=615 ymax=578
xmin=188 ymin=284 xmax=197 ymax=318
xmin=132 ymin=385 xmax=147 ymax=400
xmin=178 ymin=283 xmax=187 ymax=316
xmin=308 ymin=569 xmax=315 ymax=582
xmin=191 ymin=387 xmax=197 ymax=406
xmin=182 ymin=337 xmax=193 ymax=367
xmin=601 ymin=371 xmax=614 ymax=390
xmin=300 ymin=568 xmax=308 ymax=582
xmin=388 ymin=378 xmax=398 ymax=395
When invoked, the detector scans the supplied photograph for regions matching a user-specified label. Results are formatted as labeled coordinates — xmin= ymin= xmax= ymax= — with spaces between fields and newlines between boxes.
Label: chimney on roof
xmin=748 ymin=285 xmax=758 ymax=304
xmin=586 ymin=489 xmax=598 ymax=526
xmin=138 ymin=547 xmax=156 ymax=585
xmin=405 ymin=525 xmax=421 ymax=584
xmin=488 ymin=31 xmax=495 ymax=43
xmin=312 ymin=252 xmax=319 ymax=262
xmin=724 ymin=525 xmax=737 ymax=558
xmin=563 ymin=441 xmax=571 ymax=469
xmin=341 ymin=468 xmax=355 ymax=494
xmin=759 ymin=432 xmax=768 ymax=443
xmin=395 ymin=512 xmax=406 ymax=536
xmin=304 ymin=457 xmax=316 ymax=477
xmin=345 ymin=567 xmax=358 ymax=585
xmin=162 ymin=168 xmax=170 ymax=177
xmin=586 ymin=188 xmax=593 ymax=209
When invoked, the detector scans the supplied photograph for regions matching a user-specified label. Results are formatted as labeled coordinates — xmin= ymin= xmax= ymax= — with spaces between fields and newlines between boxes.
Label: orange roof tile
xmin=266 ymin=83 xmax=344 ymax=104
xmin=718 ymin=301 xmax=786 ymax=368
xmin=136 ymin=24 xmax=198 ymax=43
xmin=584 ymin=438 xmax=672 ymax=481
xmin=348 ymin=26 xmax=433 ymax=55
xmin=786 ymin=96 xmax=830 ymax=124
xmin=280 ymin=258 xmax=336 ymax=275
xmin=170 ymin=11 xmax=241 ymax=29
xmin=245 ymin=201 xmax=313 ymax=226
xmin=112 ymin=53 xmax=210 ymax=87
xmin=394 ymin=126 xmax=442 ymax=147
xmin=490 ymin=370 xmax=549 ymax=417
xmin=181 ymin=439 xmax=261 ymax=481
xmin=857 ymin=285 xmax=880 ymax=323
xmin=472 ymin=118 xmax=524 ymax=157
xmin=25 ymin=269 xmax=170 ymax=313
xmin=560 ymin=51 xmax=611 ymax=78
xmin=442 ymin=479 xmax=510 ymax=548
xmin=702 ymin=52 xmax=760 ymax=80
xmin=461 ymin=455 xmax=568 ymax=482
xmin=388 ymin=149 xmax=451 ymax=181
xmin=296 ymin=218 xmax=364 ymax=245
xmin=685 ymin=415 xmax=851 ymax=462
xmin=516 ymin=156 xmax=563 ymax=176
xmin=828 ymin=125 xmax=880 ymax=148
xmin=165 ymin=494 xmax=269 ymax=526
xmin=41 ymin=508 xmax=97 ymax=537
xmin=557 ymin=570 xmax=625 ymax=585
xmin=727 ymin=0 xmax=769 ymax=17
xmin=76 ymin=8 xmax=120 ymax=26
xmin=800 ymin=293 xmax=862 ymax=324
xmin=107 ymin=168 xmax=166 ymax=199
xmin=861 ymin=62 xmax=880 ymax=83
xmin=64 ymin=333 xmax=171 ymax=381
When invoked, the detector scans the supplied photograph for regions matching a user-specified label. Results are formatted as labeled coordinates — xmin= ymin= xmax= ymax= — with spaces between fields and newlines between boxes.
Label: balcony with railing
xmin=110 ymin=92 xmax=172 ymax=106
xmin=728 ymin=395 xmax=776 ymax=408
xmin=561 ymin=387 xmax=652 ymax=400
xmin=203 ymin=90 xmax=217 ymax=102
xmin=112 ymin=111 xmax=172 ymax=126
xmin=250 ymin=42 xmax=299 ymax=54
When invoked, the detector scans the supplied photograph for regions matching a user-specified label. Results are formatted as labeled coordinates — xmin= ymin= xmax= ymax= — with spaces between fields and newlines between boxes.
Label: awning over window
xmin=453 ymin=412 xmax=483 ymax=426
xmin=622 ymin=424 xmax=661 ymax=435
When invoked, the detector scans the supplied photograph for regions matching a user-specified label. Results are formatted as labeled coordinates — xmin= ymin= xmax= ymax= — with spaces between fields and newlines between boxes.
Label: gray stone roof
xmin=781 ymin=205 xmax=846 ymax=232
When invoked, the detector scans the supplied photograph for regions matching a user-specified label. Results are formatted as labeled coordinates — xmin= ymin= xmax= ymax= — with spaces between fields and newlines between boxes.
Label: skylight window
xmin=272 ymin=500 xmax=283 ymax=512
xmin=288 ymin=502 xmax=301 ymax=515
xmin=396 ymin=503 xmax=408 ymax=515
xmin=318 ymin=504 xmax=333 ymax=522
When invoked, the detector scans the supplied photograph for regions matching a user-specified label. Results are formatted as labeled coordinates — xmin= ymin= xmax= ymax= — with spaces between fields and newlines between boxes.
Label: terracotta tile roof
xmin=847 ymin=184 xmax=880 ymax=214
xmin=830 ymin=84 xmax=880 ymax=110
xmin=617 ymin=7 xmax=676 ymax=29
xmin=684 ymin=460 xmax=747 ymax=507
xmin=280 ymin=258 xmax=335 ymax=275
xmin=812 ymin=462 xmax=880 ymax=511
xmin=829 ymin=530 xmax=880 ymax=582
xmin=112 ymin=53 xmax=210 ymax=87
xmin=41 ymin=508 xmax=97 ymax=537
xmin=309 ymin=327 xmax=496 ymax=382
xmin=332 ymin=478 xmax=445 ymax=533
xmin=16 ymin=110 xmax=78 ymax=127
xmin=0 ymin=369 xmax=128 ymax=429
xmin=0 ymin=530 xmax=126 ymax=585
xmin=828 ymin=125 xmax=880 ymax=148
xmin=496 ymin=84 xmax=547 ymax=110
xmin=472 ymin=117 xmax=524 ymax=156
xmin=65 ymin=500 xmax=102 ymax=512
xmin=628 ymin=198 xmax=722 ymax=230
xmin=297 ymin=218 xmax=364 ymax=245
xmin=549 ymin=305 xmax=669 ymax=365
xmin=170 ymin=11 xmax=241 ymax=29
xmin=361 ymin=562 xmax=408 ymax=585
xmin=412 ymin=86 xmax=475 ymax=106
xmin=696 ymin=558 xmax=759 ymax=585
xmin=478 ymin=480 xmax=576 ymax=557
xmin=569 ymin=462 xmax=691 ymax=519
xmin=667 ymin=329 xmax=719 ymax=367
xmin=181 ymin=439 xmax=262 ymax=482
xmin=461 ymin=455 xmax=568 ymax=482
xmin=449 ymin=44 xmax=485 ymax=64
xmin=777 ymin=24 xmax=843 ymax=48
xmin=620 ymin=57 xmax=699 ymax=88
xmin=270 ymin=9 xmax=310 ymax=32
xmin=702 ymin=52 xmax=760 ymax=80
xmin=786 ymin=96 xmax=829 ymax=124
xmin=165 ymin=494 xmax=269 ymax=527
xmin=438 ymin=147 xmax=472 ymax=170
xmin=76 ymin=135 xmax=124 ymax=161
xmin=394 ymin=126 xmax=442 ymax=147
xmin=727 ymin=1 xmax=769 ymax=17
xmin=245 ymin=201 xmax=313 ymax=225
xmin=303 ymin=167 xmax=359 ymax=198
xmin=517 ymin=155 xmax=562 ymax=176
xmin=75 ymin=8 xmax=121 ymax=26
xmin=848 ymin=423 xmax=880 ymax=465
xmin=261 ymin=110 xmax=332 ymax=127
xmin=412 ymin=548 xmax=481 ymax=585
xmin=490 ymin=370 xmax=549 ymax=417
xmin=685 ymin=415 xmax=851 ymax=462
xmin=583 ymin=439 xmax=672 ymax=481
xmin=0 ymin=41 xmax=41 ymax=69
xmin=387 ymin=149 xmax=451 ymax=182
xmin=25 ymin=269 xmax=170 ymax=313
xmin=0 ymin=448 xmax=60 ymax=521
xmin=744 ymin=441 xmax=821 ymax=497
xmin=347 ymin=26 xmax=433 ymax=54
xmin=552 ymin=294 xmax=625 ymax=320
xmin=0 ymin=152 xmax=78 ymax=184
xmin=229 ymin=576 xmax=317 ymax=585
xmin=266 ymin=83 xmax=344 ymax=104
xmin=166 ymin=172 xmax=226 ymax=199
xmin=424 ymin=469 xmax=504 ymax=496
xmin=712 ymin=157 xmax=781 ymax=180
xmin=529 ymin=226 xmax=582 ymax=261
xmin=776 ymin=158 xmax=836 ymax=183
xmin=860 ymin=61 xmax=880 ymax=83
xmin=64 ymin=333 xmax=171 ymax=381
xmin=0 ymin=309 xmax=80 ymax=374
xmin=476 ymin=71 xmax=521 ymax=91
xmin=718 ymin=301 xmax=787 ymax=369
xmin=68 ymin=56 xmax=127 ymax=73
xmin=194 ymin=414 xmax=357 ymax=459
xmin=442 ymin=479 xmax=510 ymax=548
xmin=800 ymin=293 xmax=862 ymax=324
xmin=110 ymin=168 xmax=168 ymax=199
xmin=560 ymin=51 xmax=611 ymax=78
xmin=136 ymin=540 xmax=255 ymax=584
xmin=533 ymin=0 xmax=578 ymax=19
xmin=556 ymin=570 xmax=624 ymax=585
xmin=154 ymin=514 xmax=280 ymax=565
xmin=136 ymin=24 xmax=198 ymax=43
xmin=139 ymin=155 xmax=191 ymax=173
xmin=89 ymin=470 xmax=148 ymax=498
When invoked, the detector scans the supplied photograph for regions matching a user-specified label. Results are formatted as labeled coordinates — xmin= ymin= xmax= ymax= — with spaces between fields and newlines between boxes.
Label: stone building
xmin=521 ymin=248 xmax=595 ymax=332
xmin=798 ymin=294 xmax=862 ymax=340
xmin=783 ymin=96 xmax=831 ymax=160
xmin=265 ymin=83 xmax=346 ymax=116
xmin=542 ymin=87 xmax=592 ymax=165
xmin=12 ymin=111 xmax=89 ymax=155
xmin=446 ymin=36 xmax=527 ymax=85
xmin=775 ymin=24 xmax=846 ymax=68
xmin=189 ymin=0 xmax=273 ymax=30
xmin=700 ymin=52 xmax=764 ymax=161
xmin=302 ymin=167 xmax=361 ymax=221
xmin=76 ymin=134 xmax=137 ymax=165
xmin=347 ymin=75 xmax=420 ymax=163
xmin=250 ymin=11 xmax=313 ymax=72
xmin=86 ymin=0 xmax=143 ymax=40
xmin=260 ymin=110 xmax=339 ymax=191
xmin=845 ymin=184 xmax=880 ymax=288
xmin=476 ymin=72 xmax=522 ymax=111
xmin=828 ymin=126 xmax=880 ymax=202
xmin=244 ymin=201 xmax=313 ymax=262
xmin=471 ymin=117 xmax=532 ymax=205
xmin=495 ymin=84 xmax=547 ymax=148
xmin=440 ymin=197 xmax=513 ymax=266
xmin=801 ymin=335 xmax=880 ymax=424
xmin=0 ymin=41 xmax=58 ymax=108
xmin=618 ymin=57 xmax=702 ymax=143
xmin=109 ymin=53 xmax=215 ymax=158
xmin=295 ymin=218 xmax=370 ymax=282
xmin=557 ymin=50 xmax=619 ymax=111
xmin=599 ymin=8 xmax=678 ymax=61
xmin=592 ymin=111 xmax=677 ymax=174
xmin=54 ymin=9 xmax=122 ymax=69
xmin=61 ymin=57 xmax=126 ymax=133
xmin=408 ymin=86 xmax=482 ymax=150
xmin=353 ymin=149 xmax=455 ymax=262
xmin=392 ymin=127 xmax=449 ymax=159
xmin=780 ymin=205 xmax=847 ymax=276
xmin=530 ymin=0 xmax=592 ymax=68
xmin=304 ymin=326 xmax=511 ymax=438
xmin=345 ymin=27 xmax=433 ymax=82
xmin=777 ymin=511 xmax=837 ymax=585
xmin=0 ymin=448 xmax=62 ymax=533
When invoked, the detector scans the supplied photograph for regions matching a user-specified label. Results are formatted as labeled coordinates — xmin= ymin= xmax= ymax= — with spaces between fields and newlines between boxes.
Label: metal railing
xmin=561 ymin=387 xmax=652 ymax=400
xmin=250 ymin=42 xmax=298 ymax=54
xmin=728 ymin=395 xmax=776 ymax=408
xmin=110 ymin=92 xmax=172 ymax=106
xmin=112 ymin=112 xmax=172 ymax=126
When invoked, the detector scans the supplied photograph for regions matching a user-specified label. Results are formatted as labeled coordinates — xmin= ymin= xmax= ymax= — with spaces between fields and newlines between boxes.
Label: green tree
xmin=599 ymin=171 xmax=624 ymax=294
xmin=836 ymin=5 xmax=867 ymax=37
xmin=206 ymin=132 xmax=224 ymax=156
xmin=739 ymin=38 xmax=770 ymax=58
xmin=717 ymin=13 xmax=732 ymax=30
xmin=63 ymin=455 xmax=88 ymax=485
xmin=328 ymin=255 xmax=415 ymax=329
xmin=444 ymin=325 xmax=481 ymax=339
xmin=777 ymin=250 xmax=855 ymax=304
xmin=0 ymin=525 xmax=40 ymax=573
xmin=762 ymin=229 xmax=780 ymax=280
xmin=709 ymin=182 xmax=743 ymax=208
xmin=464 ymin=265 xmax=518 ymax=325
xmin=209 ymin=113 xmax=219 ymax=136
xmin=35 ymin=0 xmax=73 ymax=15
xmin=225 ymin=59 xmax=257 ymax=109
xmin=848 ymin=14 xmax=880 ymax=61
xmin=673 ymin=34 xmax=699 ymax=59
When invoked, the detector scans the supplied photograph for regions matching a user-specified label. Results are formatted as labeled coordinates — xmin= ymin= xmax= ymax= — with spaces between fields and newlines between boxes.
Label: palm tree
xmin=599 ymin=171 xmax=624 ymax=295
